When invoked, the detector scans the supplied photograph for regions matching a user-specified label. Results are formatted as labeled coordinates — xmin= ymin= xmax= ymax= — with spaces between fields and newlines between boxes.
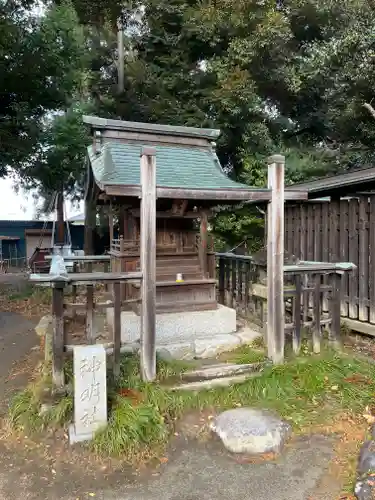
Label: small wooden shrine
xmin=83 ymin=116 xmax=306 ymax=317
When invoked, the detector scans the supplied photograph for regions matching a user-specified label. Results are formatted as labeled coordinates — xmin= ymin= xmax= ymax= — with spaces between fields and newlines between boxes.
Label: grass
xmin=8 ymin=349 xmax=375 ymax=462
xmin=218 ymin=343 xmax=267 ymax=364
xmin=8 ymin=362 xmax=73 ymax=433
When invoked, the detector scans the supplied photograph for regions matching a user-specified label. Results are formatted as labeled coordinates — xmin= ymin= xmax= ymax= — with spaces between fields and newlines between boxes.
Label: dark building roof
xmin=285 ymin=166 xmax=375 ymax=199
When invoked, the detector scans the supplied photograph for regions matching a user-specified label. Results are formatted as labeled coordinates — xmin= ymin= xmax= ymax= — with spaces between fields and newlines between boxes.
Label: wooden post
xmin=140 ymin=147 xmax=156 ymax=381
xmin=52 ymin=283 xmax=65 ymax=391
xmin=267 ymin=154 xmax=285 ymax=364
xmin=118 ymin=207 xmax=125 ymax=238
xmin=85 ymin=285 xmax=95 ymax=343
xmin=330 ymin=272 xmax=342 ymax=349
xmin=72 ymin=262 xmax=77 ymax=319
xmin=113 ymin=281 xmax=121 ymax=378
xmin=218 ymin=257 xmax=225 ymax=304
xmin=109 ymin=203 xmax=114 ymax=247
xmin=199 ymin=210 xmax=208 ymax=277
xmin=293 ymin=274 xmax=302 ymax=354
xmin=313 ymin=273 xmax=321 ymax=353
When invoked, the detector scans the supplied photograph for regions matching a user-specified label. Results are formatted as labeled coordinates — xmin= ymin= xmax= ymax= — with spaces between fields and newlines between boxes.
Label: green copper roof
xmin=88 ymin=142 xmax=250 ymax=191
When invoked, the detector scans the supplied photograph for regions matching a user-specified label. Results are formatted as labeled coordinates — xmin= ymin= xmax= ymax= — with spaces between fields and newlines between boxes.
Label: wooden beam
xmin=140 ymin=147 xmax=156 ymax=381
xmin=129 ymin=209 xmax=204 ymax=219
xmin=101 ymin=129 xmax=211 ymax=148
xmin=267 ymin=154 xmax=285 ymax=364
xmin=156 ymin=187 xmax=272 ymax=201
xmin=104 ymin=185 xmax=307 ymax=202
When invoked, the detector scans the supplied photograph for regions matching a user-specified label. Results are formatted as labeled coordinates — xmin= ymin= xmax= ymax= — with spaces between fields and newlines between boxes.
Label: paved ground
xmin=0 ymin=306 xmax=343 ymax=500
xmin=0 ymin=311 xmax=37 ymax=413
xmin=0 ymin=433 xmax=341 ymax=500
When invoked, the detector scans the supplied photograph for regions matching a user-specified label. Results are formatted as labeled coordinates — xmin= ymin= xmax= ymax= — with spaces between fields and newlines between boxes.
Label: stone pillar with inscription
xmin=69 ymin=345 xmax=107 ymax=444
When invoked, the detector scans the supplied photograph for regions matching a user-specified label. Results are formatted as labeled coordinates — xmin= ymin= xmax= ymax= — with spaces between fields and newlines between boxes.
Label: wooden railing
xmin=30 ymin=269 xmax=142 ymax=390
xmin=216 ymin=253 xmax=355 ymax=355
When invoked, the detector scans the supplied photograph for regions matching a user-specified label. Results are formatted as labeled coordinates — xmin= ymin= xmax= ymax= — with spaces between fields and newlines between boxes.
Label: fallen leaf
xmin=88 ymin=494 xmax=96 ymax=497
xmin=159 ymin=457 xmax=168 ymax=464
xmin=331 ymin=385 xmax=339 ymax=391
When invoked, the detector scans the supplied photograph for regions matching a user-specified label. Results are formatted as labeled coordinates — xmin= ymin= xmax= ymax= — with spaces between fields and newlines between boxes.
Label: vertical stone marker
xmin=69 ymin=345 xmax=107 ymax=444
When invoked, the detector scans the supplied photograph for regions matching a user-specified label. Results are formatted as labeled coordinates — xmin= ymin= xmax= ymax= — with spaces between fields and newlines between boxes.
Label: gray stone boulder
xmin=210 ymin=408 xmax=291 ymax=454
xmin=355 ymin=478 xmax=375 ymax=500
xmin=358 ymin=441 xmax=375 ymax=475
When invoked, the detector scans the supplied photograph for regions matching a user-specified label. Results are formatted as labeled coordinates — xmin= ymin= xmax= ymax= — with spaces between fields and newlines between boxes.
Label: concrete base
xmin=69 ymin=424 xmax=96 ymax=444
xmin=106 ymin=305 xmax=262 ymax=359
xmin=107 ymin=304 xmax=237 ymax=345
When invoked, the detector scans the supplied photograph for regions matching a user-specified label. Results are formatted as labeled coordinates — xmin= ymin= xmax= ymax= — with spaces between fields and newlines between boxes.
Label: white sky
xmin=0 ymin=177 xmax=83 ymax=221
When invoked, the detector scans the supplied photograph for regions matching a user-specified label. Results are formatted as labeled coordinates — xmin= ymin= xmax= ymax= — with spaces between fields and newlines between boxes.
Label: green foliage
xmin=4 ymin=0 xmax=375 ymax=240
xmin=21 ymin=103 xmax=93 ymax=201
xmin=8 ymin=350 xmax=375 ymax=458
xmin=0 ymin=1 xmax=87 ymax=174
xmin=8 ymin=364 xmax=73 ymax=433
xmin=93 ymin=396 xmax=166 ymax=456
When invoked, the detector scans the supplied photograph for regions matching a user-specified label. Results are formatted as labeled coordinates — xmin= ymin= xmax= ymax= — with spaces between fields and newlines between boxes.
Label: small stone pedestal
xmin=69 ymin=345 xmax=107 ymax=444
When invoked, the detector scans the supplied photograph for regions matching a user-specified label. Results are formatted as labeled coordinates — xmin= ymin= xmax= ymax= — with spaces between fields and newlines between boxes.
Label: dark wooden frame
xmin=216 ymin=253 xmax=354 ymax=357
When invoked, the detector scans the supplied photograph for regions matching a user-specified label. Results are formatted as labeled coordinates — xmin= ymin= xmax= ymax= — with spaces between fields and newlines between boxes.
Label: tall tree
xmin=0 ymin=1 xmax=86 ymax=175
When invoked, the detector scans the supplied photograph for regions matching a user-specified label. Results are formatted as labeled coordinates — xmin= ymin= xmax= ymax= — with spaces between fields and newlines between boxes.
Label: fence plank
xmin=299 ymin=205 xmax=307 ymax=260
xmin=329 ymin=200 xmax=340 ymax=262
xmin=314 ymin=203 xmax=322 ymax=262
xmin=358 ymin=196 xmax=369 ymax=321
xmin=293 ymin=206 xmax=300 ymax=258
xmin=339 ymin=200 xmax=349 ymax=317
xmin=307 ymin=204 xmax=314 ymax=261
xmin=369 ymin=196 xmax=375 ymax=324
xmin=286 ymin=207 xmax=294 ymax=256
xmin=348 ymin=199 xmax=359 ymax=319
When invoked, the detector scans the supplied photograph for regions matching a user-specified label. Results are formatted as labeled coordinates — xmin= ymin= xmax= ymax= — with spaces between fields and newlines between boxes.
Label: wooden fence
xmin=216 ymin=254 xmax=347 ymax=354
xmin=285 ymin=197 xmax=375 ymax=324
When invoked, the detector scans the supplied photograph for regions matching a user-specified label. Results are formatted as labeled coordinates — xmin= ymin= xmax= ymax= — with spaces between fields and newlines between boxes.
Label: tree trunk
xmin=84 ymin=199 xmax=96 ymax=255
xmin=56 ymin=191 xmax=65 ymax=245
